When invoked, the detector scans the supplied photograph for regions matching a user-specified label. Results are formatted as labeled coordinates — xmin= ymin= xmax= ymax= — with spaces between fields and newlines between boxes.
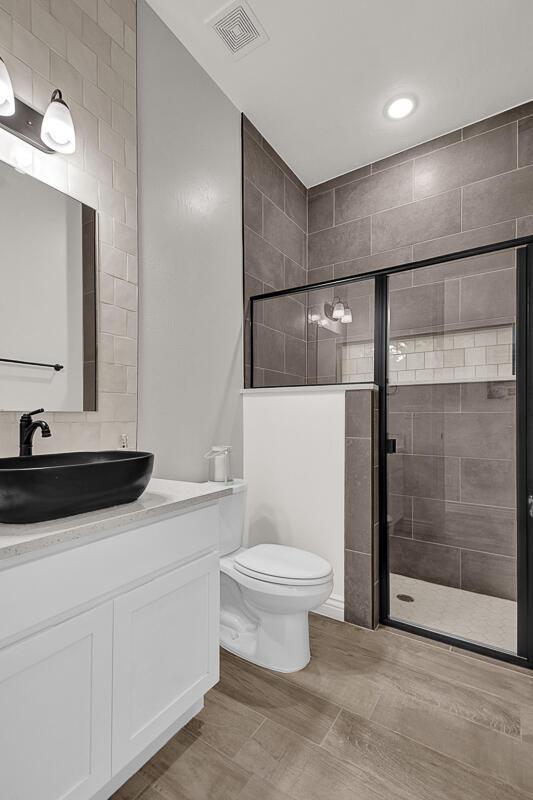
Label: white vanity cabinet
xmin=0 ymin=481 xmax=228 ymax=800
xmin=112 ymin=552 xmax=219 ymax=772
xmin=0 ymin=603 xmax=113 ymax=800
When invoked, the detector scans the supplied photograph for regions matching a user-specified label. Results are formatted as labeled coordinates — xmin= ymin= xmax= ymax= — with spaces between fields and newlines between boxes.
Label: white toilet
xmin=218 ymin=480 xmax=333 ymax=673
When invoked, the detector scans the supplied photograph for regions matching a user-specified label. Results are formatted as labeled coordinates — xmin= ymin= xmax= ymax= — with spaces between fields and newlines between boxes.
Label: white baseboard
xmin=314 ymin=593 xmax=344 ymax=622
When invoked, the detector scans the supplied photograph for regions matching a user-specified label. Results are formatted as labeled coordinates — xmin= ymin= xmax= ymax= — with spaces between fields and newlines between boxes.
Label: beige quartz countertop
xmin=0 ymin=478 xmax=233 ymax=565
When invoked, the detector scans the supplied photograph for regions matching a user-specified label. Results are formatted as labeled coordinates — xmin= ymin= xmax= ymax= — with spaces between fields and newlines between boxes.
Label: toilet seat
xmin=233 ymin=544 xmax=333 ymax=586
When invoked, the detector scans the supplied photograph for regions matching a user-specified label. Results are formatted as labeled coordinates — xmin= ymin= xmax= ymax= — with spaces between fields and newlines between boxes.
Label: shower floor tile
xmin=390 ymin=573 xmax=517 ymax=653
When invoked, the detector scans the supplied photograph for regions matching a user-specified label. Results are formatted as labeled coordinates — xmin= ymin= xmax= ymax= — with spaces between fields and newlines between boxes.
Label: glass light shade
xmin=41 ymin=90 xmax=76 ymax=154
xmin=341 ymin=307 xmax=353 ymax=324
xmin=332 ymin=298 xmax=345 ymax=319
xmin=0 ymin=58 xmax=15 ymax=117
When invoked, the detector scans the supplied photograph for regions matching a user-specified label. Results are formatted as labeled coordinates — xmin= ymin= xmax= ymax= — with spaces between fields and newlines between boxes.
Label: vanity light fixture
xmin=0 ymin=63 xmax=75 ymax=155
xmin=332 ymin=298 xmax=345 ymax=320
xmin=385 ymin=95 xmax=417 ymax=120
xmin=0 ymin=58 xmax=15 ymax=117
xmin=341 ymin=306 xmax=353 ymax=324
xmin=41 ymin=90 xmax=76 ymax=154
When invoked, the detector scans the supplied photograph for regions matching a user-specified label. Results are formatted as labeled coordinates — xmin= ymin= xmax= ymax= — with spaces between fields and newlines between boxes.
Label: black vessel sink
xmin=0 ymin=450 xmax=154 ymax=524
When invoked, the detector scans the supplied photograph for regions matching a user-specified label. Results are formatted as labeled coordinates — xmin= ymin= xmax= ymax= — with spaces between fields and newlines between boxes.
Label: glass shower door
xmin=386 ymin=247 xmax=518 ymax=654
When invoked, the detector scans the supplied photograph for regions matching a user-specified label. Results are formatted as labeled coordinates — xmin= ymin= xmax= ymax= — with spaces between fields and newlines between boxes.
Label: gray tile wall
xmin=388 ymin=381 xmax=516 ymax=600
xmin=308 ymin=101 xmax=533 ymax=285
xmin=0 ymin=0 xmax=137 ymax=454
xmin=243 ymin=116 xmax=308 ymax=387
xmin=345 ymin=388 xmax=380 ymax=628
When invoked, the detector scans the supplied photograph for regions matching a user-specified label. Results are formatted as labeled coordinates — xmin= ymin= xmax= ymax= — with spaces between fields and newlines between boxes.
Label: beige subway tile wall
xmin=342 ymin=325 xmax=514 ymax=385
xmin=0 ymin=0 xmax=137 ymax=456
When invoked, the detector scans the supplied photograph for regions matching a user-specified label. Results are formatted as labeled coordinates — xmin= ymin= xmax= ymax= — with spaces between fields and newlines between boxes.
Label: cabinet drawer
xmin=0 ymin=604 xmax=113 ymax=800
xmin=112 ymin=552 xmax=219 ymax=772
xmin=0 ymin=503 xmax=219 ymax=646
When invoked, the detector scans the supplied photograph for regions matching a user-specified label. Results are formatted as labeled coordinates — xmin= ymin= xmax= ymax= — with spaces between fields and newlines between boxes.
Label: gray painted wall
xmin=137 ymin=1 xmax=243 ymax=481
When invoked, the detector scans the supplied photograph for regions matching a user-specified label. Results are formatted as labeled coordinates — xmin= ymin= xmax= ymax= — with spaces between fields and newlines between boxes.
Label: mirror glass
xmin=0 ymin=159 xmax=96 ymax=412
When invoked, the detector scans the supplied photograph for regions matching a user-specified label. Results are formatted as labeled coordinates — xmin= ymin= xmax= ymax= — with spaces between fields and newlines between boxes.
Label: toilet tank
xmin=216 ymin=480 xmax=247 ymax=556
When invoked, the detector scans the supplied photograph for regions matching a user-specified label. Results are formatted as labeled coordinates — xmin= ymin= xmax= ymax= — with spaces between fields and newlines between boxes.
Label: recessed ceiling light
xmin=385 ymin=95 xmax=417 ymax=120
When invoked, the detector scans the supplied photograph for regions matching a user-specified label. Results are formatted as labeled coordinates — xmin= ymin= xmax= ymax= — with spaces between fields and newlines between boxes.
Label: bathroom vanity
xmin=0 ymin=479 xmax=231 ymax=800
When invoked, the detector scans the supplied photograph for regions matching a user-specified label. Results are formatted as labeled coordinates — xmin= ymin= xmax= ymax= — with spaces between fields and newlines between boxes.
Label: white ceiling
xmin=146 ymin=0 xmax=533 ymax=187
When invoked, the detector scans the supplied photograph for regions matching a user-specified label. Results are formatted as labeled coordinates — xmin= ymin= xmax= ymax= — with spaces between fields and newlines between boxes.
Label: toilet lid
xmin=234 ymin=544 xmax=332 ymax=583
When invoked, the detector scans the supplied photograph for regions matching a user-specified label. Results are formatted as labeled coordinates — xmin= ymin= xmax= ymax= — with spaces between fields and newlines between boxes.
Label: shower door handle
xmin=528 ymin=495 xmax=533 ymax=518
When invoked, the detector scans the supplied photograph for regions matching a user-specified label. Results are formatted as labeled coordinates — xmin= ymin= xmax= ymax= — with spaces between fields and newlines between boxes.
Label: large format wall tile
xmin=518 ymin=116 xmax=533 ymax=167
xmin=253 ymin=323 xmax=284 ymax=372
xmin=461 ymin=550 xmax=517 ymax=601
xmin=372 ymin=190 xmax=461 ymax=252
xmin=264 ymin=197 xmax=305 ymax=265
xmin=413 ymin=220 xmax=516 ymax=263
xmin=284 ymin=177 xmax=307 ymax=232
xmin=345 ymin=437 xmax=372 ymax=553
xmin=284 ymin=335 xmax=306 ymax=377
xmin=460 ymin=380 xmax=516 ymax=412
xmin=459 ymin=268 xmax=516 ymax=323
xmin=335 ymin=161 xmax=412 ymax=224
xmin=244 ymin=227 xmax=285 ymax=289
xmin=391 ymin=454 xmax=460 ymax=501
xmin=388 ymin=383 xmax=460 ymax=413
xmin=389 ymin=536 xmax=460 ymax=587
xmin=370 ymin=129 xmax=462 ymax=173
xmin=462 ymin=165 xmax=533 ymax=230
xmin=389 ymin=281 xmax=458 ymax=332
xmin=463 ymin=99 xmax=533 ymax=138
xmin=414 ymin=124 xmax=516 ymax=200
xmin=243 ymin=133 xmax=284 ymax=209
xmin=309 ymin=164 xmax=371 ymax=196
xmin=308 ymin=216 xmax=371 ymax=267
xmin=263 ymin=294 xmax=306 ymax=339
xmin=461 ymin=457 xmax=515 ymax=508
xmin=244 ymin=179 xmax=262 ymax=235
xmin=345 ymin=549 xmax=373 ymax=628
xmin=412 ymin=498 xmax=516 ymax=556
xmin=334 ymin=245 xmax=413 ymax=278
xmin=412 ymin=411 xmax=515 ymax=459
xmin=308 ymin=190 xmax=333 ymax=233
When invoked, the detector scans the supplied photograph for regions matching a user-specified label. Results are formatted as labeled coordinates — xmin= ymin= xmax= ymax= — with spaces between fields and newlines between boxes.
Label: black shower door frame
xmin=250 ymin=235 xmax=533 ymax=667
xmin=376 ymin=239 xmax=533 ymax=668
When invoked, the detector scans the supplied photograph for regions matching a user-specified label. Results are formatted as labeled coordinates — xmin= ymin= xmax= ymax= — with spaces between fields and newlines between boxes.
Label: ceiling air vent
xmin=208 ymin=1 xmax=268 ymax=59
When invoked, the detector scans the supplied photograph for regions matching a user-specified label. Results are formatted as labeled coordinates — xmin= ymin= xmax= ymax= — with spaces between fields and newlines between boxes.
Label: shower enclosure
xmin=250 ymin=237 xmax=533 ymax=666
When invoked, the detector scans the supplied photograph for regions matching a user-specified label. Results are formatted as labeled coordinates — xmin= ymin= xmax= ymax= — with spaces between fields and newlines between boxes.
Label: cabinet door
xmin=0 ymin=604 xmax=112 ymax=800
xmin=112 ymin=553 xmax=219 ymax=771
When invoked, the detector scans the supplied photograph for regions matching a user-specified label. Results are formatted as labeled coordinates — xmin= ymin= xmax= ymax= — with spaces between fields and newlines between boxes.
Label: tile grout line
xmin=309 ymin=620 xmax=531 ymax=704
xmin=364 ymin=699 xmax=532 ymax=792
xmin=317 ymin=705 xmax=343 ymax=747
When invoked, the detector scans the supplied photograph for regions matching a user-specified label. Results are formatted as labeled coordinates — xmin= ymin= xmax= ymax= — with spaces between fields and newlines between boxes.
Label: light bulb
xmin=332 ymin=298 xmax=345 ymax=319
xmin=341 ymin=306 xmax=353 ymax=324
xmin=385 ymin=95 xmax=417 ymax=120
xmin=0 ymin=57 xmax=15 ymax=117
xmin=41 ymin=89 xmax=76 ymax=154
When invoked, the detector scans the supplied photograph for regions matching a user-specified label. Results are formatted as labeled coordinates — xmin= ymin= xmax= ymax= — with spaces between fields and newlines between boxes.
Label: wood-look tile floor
xmin=112 ymin=614 xmax=533 ymax=800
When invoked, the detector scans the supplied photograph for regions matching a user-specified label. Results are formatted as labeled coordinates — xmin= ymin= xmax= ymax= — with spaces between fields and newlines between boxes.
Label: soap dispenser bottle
xmin=204 ymin=445 xmax=233 ymax=483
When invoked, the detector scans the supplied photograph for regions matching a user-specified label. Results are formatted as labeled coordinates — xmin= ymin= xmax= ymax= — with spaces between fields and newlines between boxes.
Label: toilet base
xmin=220 ymin=608 xmax=311 ymax=673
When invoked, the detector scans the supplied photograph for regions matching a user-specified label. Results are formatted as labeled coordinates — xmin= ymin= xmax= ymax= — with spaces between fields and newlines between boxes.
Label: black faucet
xmin=19 ymin=409 xmax=52 ymax=456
